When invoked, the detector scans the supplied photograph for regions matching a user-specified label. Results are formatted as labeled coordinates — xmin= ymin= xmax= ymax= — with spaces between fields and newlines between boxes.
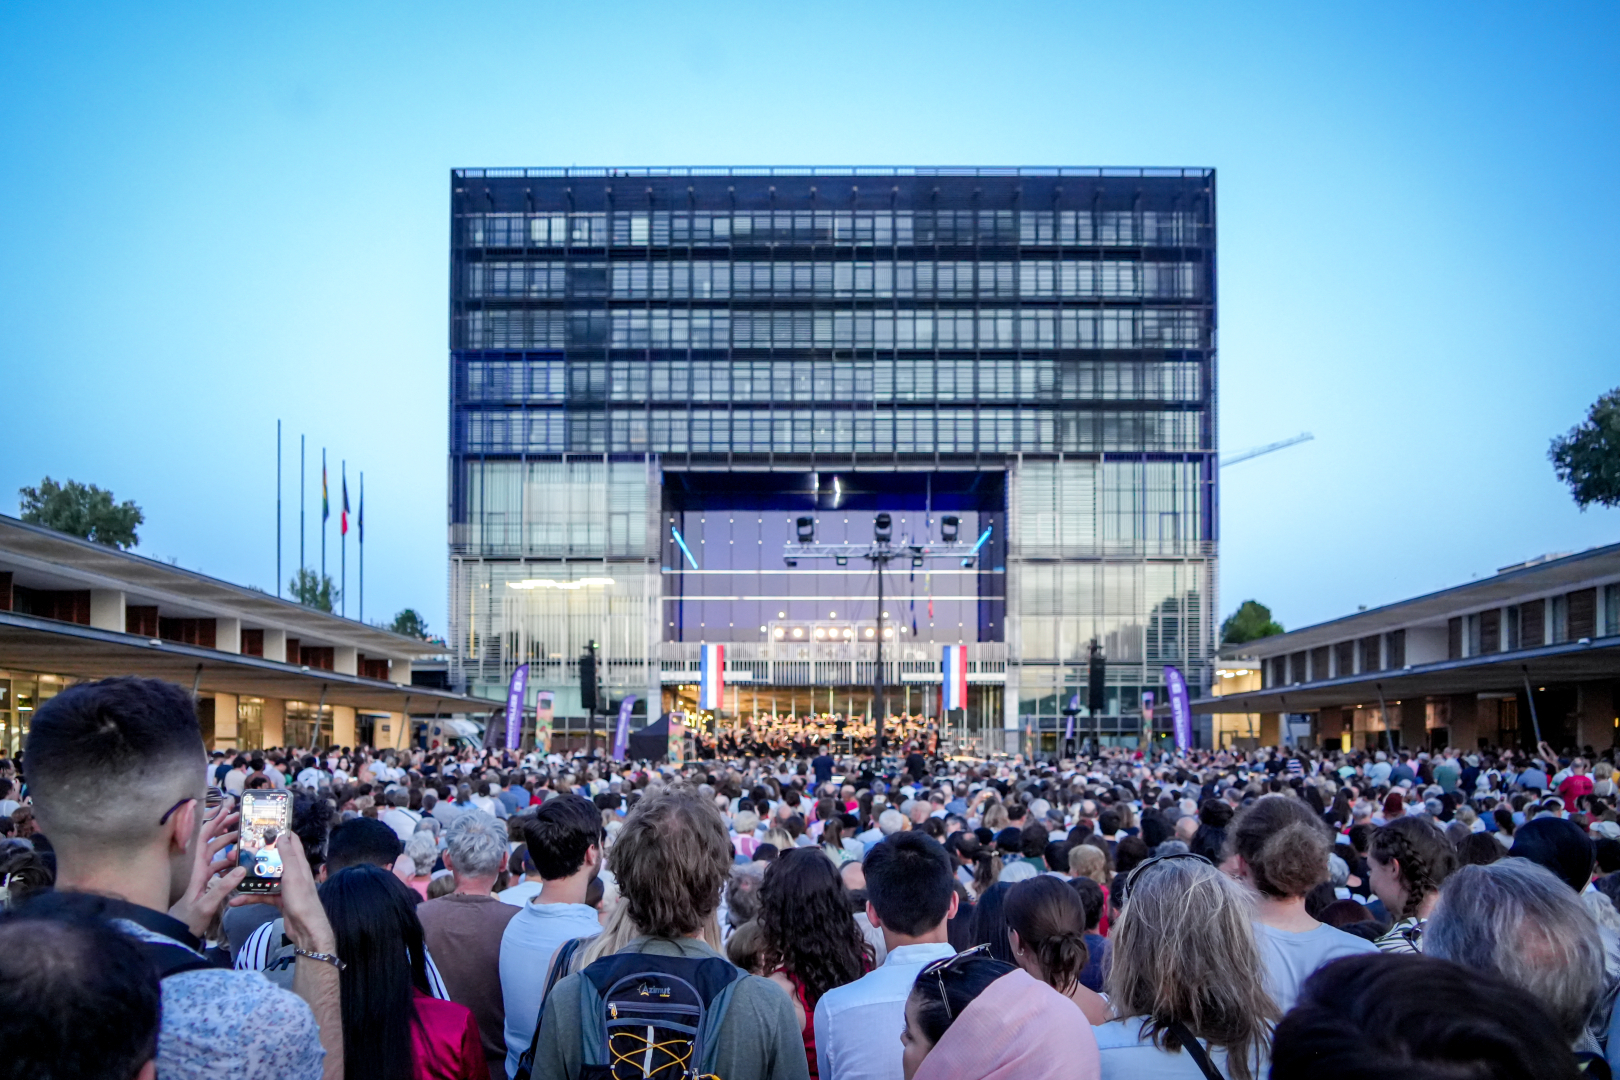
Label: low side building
xmin=0 ymin=515 xmax=495 ymax=753
xmin=1192 ymin=545 xmax=1620 ymax=751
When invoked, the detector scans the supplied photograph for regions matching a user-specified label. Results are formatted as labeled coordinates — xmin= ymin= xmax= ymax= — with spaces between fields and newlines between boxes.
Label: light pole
xmin=785 ymin=512 xmax=989 ymax=753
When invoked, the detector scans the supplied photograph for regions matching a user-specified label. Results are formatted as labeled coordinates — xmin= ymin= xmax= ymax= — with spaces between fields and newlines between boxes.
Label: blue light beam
xmin=671 ymin=527 xmax=699 ymax=570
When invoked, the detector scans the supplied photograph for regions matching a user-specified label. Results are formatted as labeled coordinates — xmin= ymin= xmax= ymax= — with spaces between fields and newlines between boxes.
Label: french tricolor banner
xmin=699 ymin=644 xmax=725 ymax=711
xmin=942 ymin=645 xmax=968 ymax=711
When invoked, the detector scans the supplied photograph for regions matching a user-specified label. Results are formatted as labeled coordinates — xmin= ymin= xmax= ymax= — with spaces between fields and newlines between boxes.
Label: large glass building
xmin=448 ymin=167 xmax=1218 ymax=752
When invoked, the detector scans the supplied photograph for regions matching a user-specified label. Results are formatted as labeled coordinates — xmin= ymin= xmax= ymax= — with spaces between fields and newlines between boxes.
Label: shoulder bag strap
xmin=1167 ymin=1020 xmax=1227 ymax=1080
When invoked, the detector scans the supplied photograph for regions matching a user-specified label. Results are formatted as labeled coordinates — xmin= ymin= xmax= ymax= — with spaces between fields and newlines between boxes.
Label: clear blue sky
xmin=3 ymin=2 xmax=1616 ymax=637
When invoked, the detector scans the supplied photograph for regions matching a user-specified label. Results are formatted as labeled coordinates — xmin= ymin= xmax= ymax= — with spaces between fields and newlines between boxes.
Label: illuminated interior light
xmin=507 ymin=577 xmax=615 ymax=590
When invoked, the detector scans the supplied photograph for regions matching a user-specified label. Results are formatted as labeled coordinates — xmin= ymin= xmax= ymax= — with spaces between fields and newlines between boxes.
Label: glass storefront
xmin=0 ymin=671 xmax=73 ymax=758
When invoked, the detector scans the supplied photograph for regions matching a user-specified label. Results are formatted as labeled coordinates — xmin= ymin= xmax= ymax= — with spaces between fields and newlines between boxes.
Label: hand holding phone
xmin=237 ymin=790 xmax=291 ymax=894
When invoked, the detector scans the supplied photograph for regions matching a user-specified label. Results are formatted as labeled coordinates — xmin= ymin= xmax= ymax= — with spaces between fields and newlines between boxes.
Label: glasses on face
xmin=919 ymin=943 xmax=992 ymax=1021
xmin=1122 ymin=851 xmax=1213 ymax=902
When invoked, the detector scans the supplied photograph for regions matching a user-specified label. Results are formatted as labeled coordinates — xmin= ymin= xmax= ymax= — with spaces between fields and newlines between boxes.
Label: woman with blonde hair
xmin=1096 ymin=854 xmax=1278 ymax=1080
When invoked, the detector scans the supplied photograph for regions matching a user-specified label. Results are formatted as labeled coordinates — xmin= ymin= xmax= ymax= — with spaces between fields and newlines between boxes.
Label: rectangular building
xmin=448 ymin=167 xmax=1218 ymax=751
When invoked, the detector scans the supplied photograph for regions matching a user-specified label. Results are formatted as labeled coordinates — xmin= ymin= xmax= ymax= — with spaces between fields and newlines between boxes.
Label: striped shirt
xmin=236 ymin=916 xmax=451 ymax=998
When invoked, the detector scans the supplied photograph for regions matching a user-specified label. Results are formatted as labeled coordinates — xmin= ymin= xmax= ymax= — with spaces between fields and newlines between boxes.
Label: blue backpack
xmin=573 ymin=949 xmax=745 ymax=1080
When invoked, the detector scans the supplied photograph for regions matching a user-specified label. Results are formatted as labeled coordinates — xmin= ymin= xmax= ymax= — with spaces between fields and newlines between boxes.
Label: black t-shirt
xmin=813 ymin=755 xmax=835 ymax=785
xmin=906 ymin=753 xmax=926 ymax=781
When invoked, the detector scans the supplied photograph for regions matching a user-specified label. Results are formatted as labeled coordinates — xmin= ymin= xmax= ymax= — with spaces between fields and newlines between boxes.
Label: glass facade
xmin=449 ymin=168 xmax=1217 ymax=748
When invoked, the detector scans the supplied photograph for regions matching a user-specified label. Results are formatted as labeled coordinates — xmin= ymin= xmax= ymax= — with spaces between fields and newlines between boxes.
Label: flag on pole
xmin=942 ymin=645 xmax=968 ymax=711
xmin=341 ymin=474 xmax=350 ymax=536
xmin=504 ymin=663 xmax=529 ymax=751
xmin=321 ymin=463 xmax=329 ymax=523
xmin=1165 ymin=666 xmax=1193 ymax=751
xmin=699 ymin=644 xmax=725 ymax=711
xmin=358 ymin=477 xmax=363 ymax=543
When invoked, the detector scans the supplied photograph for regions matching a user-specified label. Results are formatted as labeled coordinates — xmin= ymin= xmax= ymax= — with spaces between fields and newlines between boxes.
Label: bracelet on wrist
xmin=293 ymin=948 xmax=345 ymax=971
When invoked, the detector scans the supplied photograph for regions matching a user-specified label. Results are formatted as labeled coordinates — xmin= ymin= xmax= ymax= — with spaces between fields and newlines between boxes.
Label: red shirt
xmin=1560 ymin=774 xmax=1594 ymax=813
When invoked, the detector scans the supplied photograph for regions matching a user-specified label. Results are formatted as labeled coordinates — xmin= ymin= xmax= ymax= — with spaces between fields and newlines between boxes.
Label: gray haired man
xmin=416 ymin=810 xmax=518 ymax=1077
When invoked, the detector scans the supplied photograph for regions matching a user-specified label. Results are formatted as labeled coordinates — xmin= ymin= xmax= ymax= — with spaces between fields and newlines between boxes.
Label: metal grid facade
xmin=448 ymin=168 xmax=1218 ymax=746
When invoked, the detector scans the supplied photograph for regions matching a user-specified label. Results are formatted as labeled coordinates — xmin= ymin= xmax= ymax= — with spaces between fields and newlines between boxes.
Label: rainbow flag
xmin=699 ymin=644 xmax=725 ymax=711
xmin=321 ymin=464 xmax=329 ymax=522
xmin=341 ymin=475 xmax=350 ymax=536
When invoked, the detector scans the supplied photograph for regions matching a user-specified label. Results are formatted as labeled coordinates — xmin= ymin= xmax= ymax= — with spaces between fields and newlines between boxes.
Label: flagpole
xmin=340 ymin=460 xmax=347 ymax=619
xmin=276 ymin=420 xmax=282 ymax=598
xmin=359 ymin=471 xmax=364 ymax=623
xmin=300 ymin=435 xmax=306 ymax=585
xmin=320 ymin=448 xmax=327 ymax=593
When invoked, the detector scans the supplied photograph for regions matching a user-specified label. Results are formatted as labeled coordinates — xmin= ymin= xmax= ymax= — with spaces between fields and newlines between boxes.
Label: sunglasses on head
xmin=1122 ymin=851 xmax=1213 ymax=901
xmin=919 ymin=943 xmax=992 ymax=1021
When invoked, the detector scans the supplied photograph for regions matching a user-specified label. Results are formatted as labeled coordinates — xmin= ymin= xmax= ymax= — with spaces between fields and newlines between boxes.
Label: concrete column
xmin=89 ymin=589 xmax=125 ymax=632
xmin=264 ymin=629 xmax=288 ymax=664
xmin=331 ymin=705 xmax=356 ymax=748
xmin=1577 ymin=681 xmax=1619 ymax=750
xmin=1449 ymin=694 xmax=1479 ymax=749
xmin=212 ymin=692 xmax=239 ymax=750
xmin=378 ymin=711 xmax=410 ymax=751
xmin=1400 ymin=700 xmax=1427 ymax=750
xmin=215 ymin=618 xmax=241 ymax=654
xmin=1259 ymin=712 xmax=1281 ymax=746
xmin=388 ymin=658 xmax=413 ymax=685
xmin=333 ymin=646 xmax=358 ymax=676
xmin=262 ymin=698 xmax=286 ymax=748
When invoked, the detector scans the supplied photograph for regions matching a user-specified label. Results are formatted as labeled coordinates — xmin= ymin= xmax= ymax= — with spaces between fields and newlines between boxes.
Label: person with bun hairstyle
xmin=1224 ymin=795 xmax=1377 ymax=1011
xmin=1003 ymin=876 xmax=1109 ymax=1023
xmin=1367 ymin=815 xmax=1458 ymax=953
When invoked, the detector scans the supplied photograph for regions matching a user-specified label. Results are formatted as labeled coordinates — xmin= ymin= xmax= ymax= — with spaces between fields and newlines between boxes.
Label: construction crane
xmin=1220 ymin=432 xmax=1314 ymax=468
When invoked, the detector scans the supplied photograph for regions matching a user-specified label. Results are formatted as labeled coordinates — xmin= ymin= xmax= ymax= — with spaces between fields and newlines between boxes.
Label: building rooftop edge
xmin=452 ymin=166 xmax=1216 ymax=180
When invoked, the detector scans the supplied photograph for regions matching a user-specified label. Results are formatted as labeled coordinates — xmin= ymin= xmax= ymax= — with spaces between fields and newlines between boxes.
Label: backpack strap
xmin=1167 ymin=1020 xmax=1227 ymax=1080
xmin=512 ymin=936 xmax=587 ymax=1080
xmin=692 ymin=973 xmax=747 ymax=1077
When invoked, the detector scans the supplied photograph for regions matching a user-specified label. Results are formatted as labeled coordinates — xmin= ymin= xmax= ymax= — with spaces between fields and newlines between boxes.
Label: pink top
xmin=411 ymin=991 xmax=489 ymax=1080
xmin=913 ymin=968 xmax=1100 ymax=1080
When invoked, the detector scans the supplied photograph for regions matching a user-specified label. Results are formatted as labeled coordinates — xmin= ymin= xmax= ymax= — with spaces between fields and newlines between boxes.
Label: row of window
xmin=463 ymin=259 xmax=1203 ymax=301
xmin=459 ymin=357 xmax=1205 ymax=405
xmin=461 ymin=209 xmax=1206 ymax=250
xmin=456 ymin=407 xmax=1205 ymax=455
xmin=460 ymin=307 xmax=1207 ymax=352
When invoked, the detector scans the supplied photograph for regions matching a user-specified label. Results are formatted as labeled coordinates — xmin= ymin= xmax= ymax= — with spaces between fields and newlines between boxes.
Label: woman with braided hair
xmin=1368 ymin=815 xmax=1458 ymax=954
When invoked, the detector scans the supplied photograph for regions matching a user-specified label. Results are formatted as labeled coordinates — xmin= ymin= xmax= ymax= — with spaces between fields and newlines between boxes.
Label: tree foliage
xmin=1222 ymin=600 xmax=1285 ymax=644
xmin=1550 ymin=387 xmax=1620 ymax=510
xmin=18 ymin=477 xmax=143 ymax=549
xmin=288 ymin=568 xmax=338 ymax=613
xmin=389 ymin=608 xmax=430 ymax=639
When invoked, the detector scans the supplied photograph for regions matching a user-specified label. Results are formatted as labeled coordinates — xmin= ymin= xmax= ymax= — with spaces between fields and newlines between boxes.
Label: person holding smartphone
xmin=24 ymin=677 xmax=344 ymax=1080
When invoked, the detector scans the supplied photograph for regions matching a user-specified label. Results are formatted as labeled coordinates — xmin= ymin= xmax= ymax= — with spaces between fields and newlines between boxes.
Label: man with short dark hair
xmin=499 ymin=793 xmax=606 ymax=1076
xmin=27 ymin=677 xmax=339 ymax=1080
xmin=815 ymin=831 xmax=958 ymax=1080
xmin=529 ymin=789 xmax=807 ymax=1080
xmin=0 ymin=913 xmax=163 ymax=1080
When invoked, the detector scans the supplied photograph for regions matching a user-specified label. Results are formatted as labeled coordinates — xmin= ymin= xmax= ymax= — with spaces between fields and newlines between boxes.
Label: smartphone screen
xmin=238 ymin=790 xmax=290 ymax=893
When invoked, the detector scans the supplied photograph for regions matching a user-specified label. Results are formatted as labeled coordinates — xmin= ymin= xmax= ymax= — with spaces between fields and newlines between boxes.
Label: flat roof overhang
xmin=1194 ymin=637 xmax=1620 ymax=714
xmin=0 ymin=611 xmax=496 ymax=715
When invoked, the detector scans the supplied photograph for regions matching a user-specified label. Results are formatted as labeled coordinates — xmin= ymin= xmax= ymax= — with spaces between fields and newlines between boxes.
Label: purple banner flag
xmin=612 ymin=695 xmax=637 ymax=761
xmin=504 ymin=664 xmax=529 ymax=751
xmin=1164 ymin=666 xmax=1192 ymax=751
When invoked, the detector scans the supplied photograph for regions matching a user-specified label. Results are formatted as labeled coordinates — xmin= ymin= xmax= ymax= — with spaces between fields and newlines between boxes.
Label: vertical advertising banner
xmin=612 ymin=695 xmax=637 ymax=761
xmin=669 ymin=711 xmax=687 ymax=765
xmin=535 ymin=691 xmax=554 ymax=754
xmin=1164 ymin=666 xmax=1193 ymax=751
xmin=504 ymin=663 xmax=529 ymax=751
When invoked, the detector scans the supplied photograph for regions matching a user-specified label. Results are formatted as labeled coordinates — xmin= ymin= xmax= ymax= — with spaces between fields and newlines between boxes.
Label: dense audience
xmin=1 ymin=678 xmax=1616 ymax=1080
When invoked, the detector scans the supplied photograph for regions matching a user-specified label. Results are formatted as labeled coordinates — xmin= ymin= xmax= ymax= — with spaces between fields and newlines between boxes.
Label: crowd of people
xmin=1 ymin=676 xmax=1616 ymax=1080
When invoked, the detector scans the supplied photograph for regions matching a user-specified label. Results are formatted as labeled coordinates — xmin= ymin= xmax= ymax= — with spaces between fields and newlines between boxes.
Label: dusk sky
xmin=3 ymin=3 xmax=1616 ymax=637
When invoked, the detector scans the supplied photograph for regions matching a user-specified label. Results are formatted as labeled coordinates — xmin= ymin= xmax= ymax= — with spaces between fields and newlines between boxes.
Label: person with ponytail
xmin=1368 ymin=815 xmax=1458 ymax=953
xmin=1225 ymin=795 xmax=1378 ymax=1011
xmin=1004 ymin=876 xmax=1110 ymax=1023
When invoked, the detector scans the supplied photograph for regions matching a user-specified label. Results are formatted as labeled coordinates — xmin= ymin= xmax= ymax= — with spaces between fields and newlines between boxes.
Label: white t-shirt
xmin=1096 ymin=1018 xmax=1256 ymax=1080
xmin=1256 ymin=921 xmax=1379 ymax=1011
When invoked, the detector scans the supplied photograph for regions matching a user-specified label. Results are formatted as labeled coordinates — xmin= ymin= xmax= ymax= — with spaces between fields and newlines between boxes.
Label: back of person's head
xmin=1069 ymin=842 xmax=1107 ymax=882
xmin=1020 ymin=822 xmax=1049 ymax=858
xmin=1272 ymin=952 xmax=1580 ymax=1080
xmin=1004 ymin=875 xmax=1090 ymax=993
xmin=325 ymin=817 xmax=404 ymax=875
xmin=521 ymin=793 xmax=602 ymax=881
xmin=1456 ymin=831 xmax=1505 ymax=867
xmin=907 ymin=949 xmax=1016 ymax=1046
xmin=1114 ymin=835 xmax=1150 ymax=874
xmin=291 ymin=793 xmax=336 ymax=873
xmin=0 ymin=912 xmax=161 ymax=1080
xmin=879 ymin=808 xmax=907 ymax=835
xmin=726 ymin=863 xmax=765 ymax=928
xmin=1067 ymin=875 xmax=1106 ymax=931
xmin=444 ymin=810 xmax=506 ymax=878
xmin=758 ymin=847 xmax=869 ymax=1000
xmin=610 ymin=788 xmax=729 ymax=938
xmin=1425 ymin=859 xmax=1604 ymax=1043
xmin=319 ymin=865 xmax=429 ymax=1080
xmin=1510 ymin=817 xmax=1596 ymax=893
xmin=968 ymin=881 xmax=1017 ymax=964
xmin=865 ymin=831 xmax=954 ymax=937
xmin=1595 ymin=837 xmax=1620 ymax=876
xmin=25 ymin=678 xmax=204 ymax=851
xmin=1369 ymin=816 xmax=1458 ymax=919
xmin=1226 ymin=794 xmax=1331 ymax=899
xmin=1098 ymin=809 xmax=1120 ymax=835
xmin=1107 ymin=856 xmax=1276 ymax=1080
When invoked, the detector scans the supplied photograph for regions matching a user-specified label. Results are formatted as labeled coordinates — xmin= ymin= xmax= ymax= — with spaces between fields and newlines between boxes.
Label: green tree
xmin=1222 ymin=600 xmax=1285 ymax=644
xmin=389 ymin=608 xmax=430 ymax=639
xmin=18 ymin=477 xmax=143 ymax=549
xmin=1550 ymin=387 xmax=1620 ymax=510
xmin=288 ymin=568 xmax=339 ymax=613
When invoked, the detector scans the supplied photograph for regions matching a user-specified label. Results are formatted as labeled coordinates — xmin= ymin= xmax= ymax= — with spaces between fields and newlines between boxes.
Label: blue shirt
xmin=499 ymin=900 xmax=603 ymax=1078
xmin=815 ymin=941 xmax=957 ymax=1080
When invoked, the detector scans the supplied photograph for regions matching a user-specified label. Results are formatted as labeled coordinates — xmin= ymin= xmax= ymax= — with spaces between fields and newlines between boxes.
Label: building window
xmin=1604 ymin=585 xmax=1619 ymax=638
